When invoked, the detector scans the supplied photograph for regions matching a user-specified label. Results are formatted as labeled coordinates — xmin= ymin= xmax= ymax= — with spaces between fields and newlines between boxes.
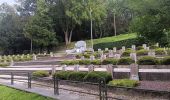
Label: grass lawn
xmin=65 ymin=33 xmax=137 ymax=49
xmin=0 ymin=85 xmax=54 ymax=100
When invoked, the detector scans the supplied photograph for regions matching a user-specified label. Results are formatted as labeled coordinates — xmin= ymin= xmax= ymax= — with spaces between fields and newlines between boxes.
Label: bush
xmin=108 ymin=79 xmax=139 ymax=87
xmin=91 ymin=60 xmax=101 ymax=65
xmin=93 ymin=52 xmax=100 ymax=58
xmin=136 ymin=46 xmax=144 ymax=50
xmin=83 ymin=53 xmax=91 ymax=58
xmin=161 ymin=56 xmax=170 ymax=65
xmin=32 ymin=71 xmax=49 ymax=77
xmin=75 ymin=54 xmax=82 ymax=59
xmin=150 ymin=45 xmax=159 ymax=49
xmin=83 ymin=72 xmax=112 ymax=83
xmin=67 ymin=72 xmax=88 ymax=81
xmin=53 ymin=71 xmax=73 ymax=80
xmin=79 ymin=60 xmax=91 ymax=65
xmin=61 ymin=60 xmax=79 ymax=65
xmin=93 ymin=38 xmax=139 ymax=50
xmin=136 ymin=49 xmax=148 ymax=56
xmin=102 ymin=58 xmax=117 ymax=65
xmin=122 ymin=50 xmax=133 ymax=57
xmin=155 ymin=48 xmax=166 ymax=55
xmin=137 ymin=56 xmax=159 ymax=65
xmin=0 ymin=63 xmax=9 ymax=67
xmin=117 ymin=57 xmax=134 ymax=65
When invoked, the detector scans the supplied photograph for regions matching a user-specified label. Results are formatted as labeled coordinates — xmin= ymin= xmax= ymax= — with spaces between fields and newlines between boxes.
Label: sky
xmin=0 ymin=0 xmax=17 ymax=5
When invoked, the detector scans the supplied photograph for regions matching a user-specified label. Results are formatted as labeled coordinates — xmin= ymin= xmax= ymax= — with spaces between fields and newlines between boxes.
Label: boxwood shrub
xmin=155 ymin=48 xmax=166 ymax=55
xmin=53 ymin=71 xmax=73 ymax=80
xmin=117 ymin=57 xmax=134 ymax=65
xmin=136 ymin=49 xmax=148 ymax=56
xmin=67 ymin=72 xmax=88 ymax=81
xmin=161 ymin=56 xmax=170 ymax=65
xmin=61 ymin=60 xmax=79 ymax=65
xmin=83 ymin=71 xmax=112 ymax=83
xmin=136 ymin=46 xmax=144 ymax=50
xmin=91 ymin=60 xmax=101 ymax=65
xmin=0 ymin=63 xmax=9 ymax=67
xmin=108 ymin=79 xmax=139 ymax=87
xmin=102 ymin=58 xmax=117 ymax=65
xmin=137 ymin=56 xmax=159 ymax=65
xmin=78 ymin=60 xmax=90 ymax=65
xmin=122 ymin=50 xmax=133 ymax=57
xmin=32 ymin=71 xmax=49 ymax=77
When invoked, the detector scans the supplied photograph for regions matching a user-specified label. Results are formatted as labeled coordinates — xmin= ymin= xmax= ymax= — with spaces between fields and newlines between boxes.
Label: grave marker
xmin=130 ymin=64 xmax=139 ymax=81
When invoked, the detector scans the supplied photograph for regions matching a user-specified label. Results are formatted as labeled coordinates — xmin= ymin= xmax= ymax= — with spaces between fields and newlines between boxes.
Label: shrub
xmin=67 ymin=72 xmax=88 ymax=81
xmin=79 ymin=60 xmax=91 ymax=65
xmin=83 ymin=53 xmax=91 ymax=58
xmin=0 ymin=63 xmax=9 ymax=67
xmin=150 ymin=45 xmax=159 ymax=49
xmin=32 ymin=71 xmax=49 ymax=77
xmin=136 ymin=46 xmax=144 ymax=50
xmin=108 ymin=79 xmax=139 ymax=87
xmin=117 ymin=57 xmax=134 ymax=65
xmin=75 ymin=54 xmax=82 ymax=59
xmin=61 ymin=60 xmax=79 ymax=65
xmin=84 ymin=72 xmax=112 ymax=83
xmin=93 ymin=52 xmax=100 ymax=58
xmin=93 ymin=38 xmax=138 ymax=50
xmin=136 ymin=49 xmax=148 ymax=56
xmin=53 ymin=71 xmax=73 ymax=80
xmin=161 ymin=56 xmax=170 ymax=65
xmin=91 ymin=60 xmax=101 ymax=65
xmin=137 ymin=56 xmax=159 ymax=65
xmin=122 ymin=50 xmax=133 ymax=57
xmin=155 ymin=48 xmax=166 ymax=55
xmin=102 ymin=58 xmax=117 ymax=65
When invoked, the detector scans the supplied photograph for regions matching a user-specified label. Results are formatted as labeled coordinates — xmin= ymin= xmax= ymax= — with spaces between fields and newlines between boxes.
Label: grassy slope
xmin=0 ymin=85 xmax=54 ymax=100
xmin=67 ymin=33 xmax=137 ymax=48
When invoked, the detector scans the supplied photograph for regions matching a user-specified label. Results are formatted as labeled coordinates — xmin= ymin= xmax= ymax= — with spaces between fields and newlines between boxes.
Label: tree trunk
xmin=64 ymin=31 xmax=69 ymax=45
xmin=114 ymin=13 xmax=117 ymax=36
xmin=68 ymin=29 xmax=73 ymax=44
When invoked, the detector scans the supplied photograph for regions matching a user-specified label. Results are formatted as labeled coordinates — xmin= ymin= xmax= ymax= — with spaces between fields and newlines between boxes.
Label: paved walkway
xmin=0 ymin=79 xmax=98 ymax=100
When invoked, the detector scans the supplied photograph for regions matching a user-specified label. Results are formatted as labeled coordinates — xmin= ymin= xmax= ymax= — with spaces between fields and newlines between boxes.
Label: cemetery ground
xmin=0 ymin=35 xmax=170 ymax=99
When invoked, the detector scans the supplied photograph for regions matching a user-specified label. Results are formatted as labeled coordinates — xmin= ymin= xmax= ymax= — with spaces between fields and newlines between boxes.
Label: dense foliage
xmin=108 ymin=79 xmax=139 ymax=87
xmin=0 ymin=0 xmax=170 ymax=54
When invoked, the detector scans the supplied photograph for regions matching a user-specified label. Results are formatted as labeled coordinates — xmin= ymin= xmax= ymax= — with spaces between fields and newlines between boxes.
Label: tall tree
xmin=24 ymin=0 xmax=57 ymax=52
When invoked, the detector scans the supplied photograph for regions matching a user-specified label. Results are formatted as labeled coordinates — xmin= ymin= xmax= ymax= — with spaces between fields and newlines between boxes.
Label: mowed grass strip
xmin=0 ymin=85 xmax=54 ymax=100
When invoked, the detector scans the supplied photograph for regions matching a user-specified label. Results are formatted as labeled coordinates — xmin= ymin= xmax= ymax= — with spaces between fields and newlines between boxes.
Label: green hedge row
xmin=108 ymin=79 xmax=139 ymax=87
xmin=32 ymin=71 xmax=50 ymax=77
xmin=137 ymin=56 xmax=170 ymax=65
xmin=53 ymin=71 xmax=112 ymax=83
xmin=93 ymin=38 xmax=139 ymax=50
xmin=61 ymin=57 xmax=134 ymax=65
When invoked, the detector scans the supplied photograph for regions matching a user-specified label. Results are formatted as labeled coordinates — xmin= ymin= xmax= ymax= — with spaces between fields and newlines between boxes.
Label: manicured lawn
xmin=67 ymin=33 xmax=137 ymax=48
xmin=0 ymin=85 xmax=54 ymax=100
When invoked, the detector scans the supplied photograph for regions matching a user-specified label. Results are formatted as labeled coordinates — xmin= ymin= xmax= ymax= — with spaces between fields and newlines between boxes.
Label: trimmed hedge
xmin=136 ymin=49 xmax=148 ymax=56
xmin=136 ymin=46 xmax=144 ymax=50
xmin=117 ymin=57 xmax=134 ymax=65
xmin=102 ymin=58 xmax=117 ymax=65
xmin=0 ymin=63 xmax=9 ymax=67
xmin=32 ymin=71 xmax=49 ymax=77
xmin=122 ymin=50 xmax=133 ymax=57
xmin=91 ymin=60 xmax=101 ymax=65
xmin=67 ymin=72 xmax=88 ymax=81
xmin=54 ymin=71 xmax=112 ymax=83
xmin=108 ymin=79 xmax=139 ymax=87
xmin=161 ymin=56 xmax=170 ymax=65
xmin=155 ymin=48 xmax=166 ymax=55
xmin=53 ymin=71 xmax=73 ymax=80
xmin=84 ymin=71 xmax=112 ymax=83
xmin=137 ymin=56 xmax=159 ymax=65
xmin=60 ymin=60 xmax=79 ymax=65
xmin=93 ymin=38 xmax=139 ymax=50
xmin=79 ymin=60 xmax=91 ymax=65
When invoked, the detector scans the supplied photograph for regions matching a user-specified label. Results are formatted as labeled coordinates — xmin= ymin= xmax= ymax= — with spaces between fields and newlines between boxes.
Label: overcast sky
xmin=0 ymin=0 xmax=17 ymax=5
